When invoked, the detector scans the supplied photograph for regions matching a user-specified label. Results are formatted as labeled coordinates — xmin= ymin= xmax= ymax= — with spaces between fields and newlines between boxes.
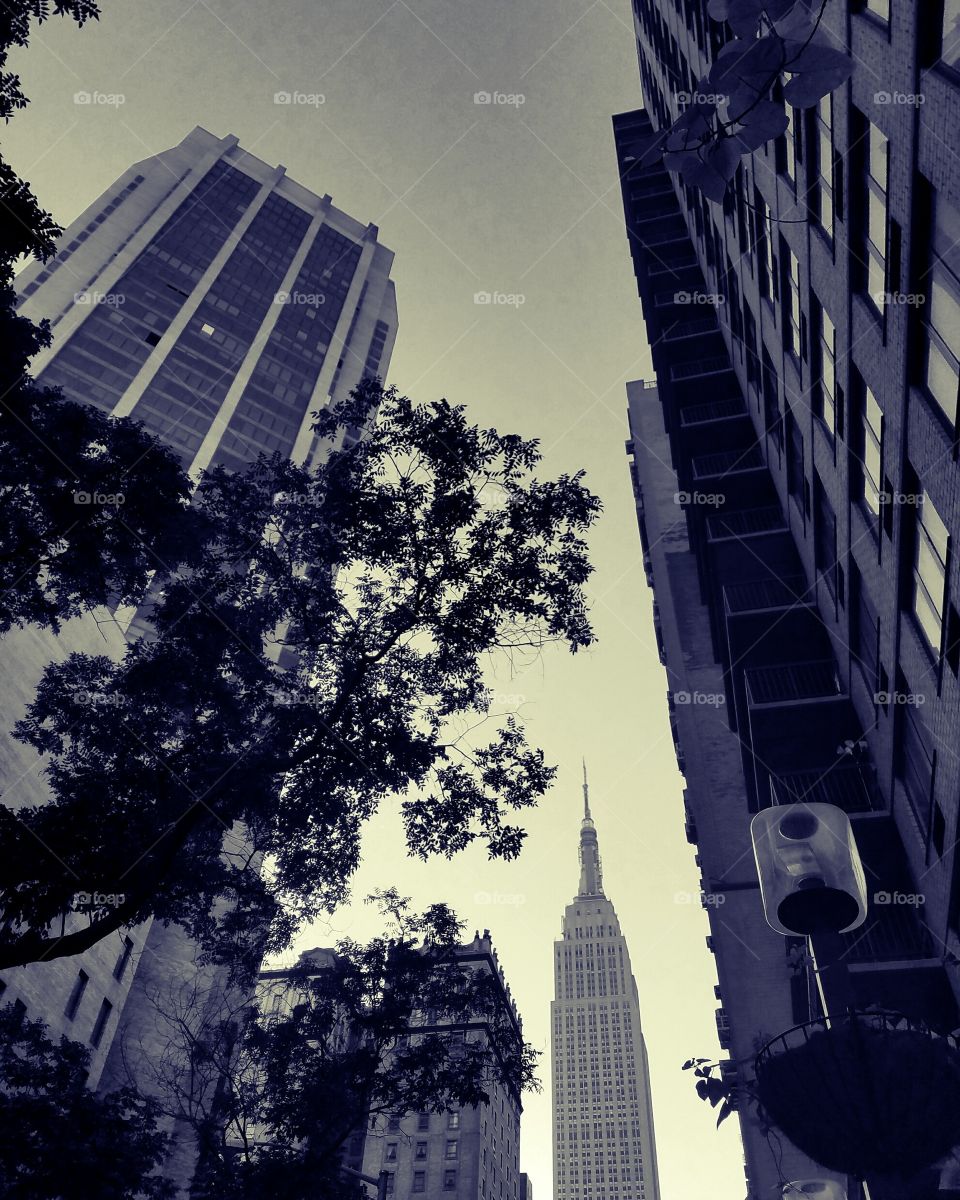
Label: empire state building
xmin=551 ymin=770 xmax=661 ymax=1200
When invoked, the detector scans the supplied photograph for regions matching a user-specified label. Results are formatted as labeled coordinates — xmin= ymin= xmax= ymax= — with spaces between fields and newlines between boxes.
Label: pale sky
xmin=7 ymin=1 xmax=746 ymax=1195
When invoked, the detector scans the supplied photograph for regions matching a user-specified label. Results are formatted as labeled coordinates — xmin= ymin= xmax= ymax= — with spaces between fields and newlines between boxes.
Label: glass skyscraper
xmin=551 ymin=772 xmax=661 ymax=1200
xmin=16 ymin=125 xmax=398 ymax=475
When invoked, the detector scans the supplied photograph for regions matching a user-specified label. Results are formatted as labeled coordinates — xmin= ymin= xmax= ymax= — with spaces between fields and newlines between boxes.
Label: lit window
xmin=815 ymin=94 xmax=835 ymax=235
xmin=943 ymin=0 xmax=960 ymax=70
xmin=865 ymin=0 xmax=889 ymax=20
xmin=201 ymin=322 xmax=215 ymax=335
xmin=817 ymin=306 xmax=837 ymax=433
xmin=446 ymin=1140 xmax=459 ymax=1159
xmin=924 ymin=192 xmax=960 ymax=428
xmin=913 ymin=490 xmax=949 ymax=652
xmin=860 ymin=386 xmax=883 ymax=517
xmin=448 ymin=1111 xmax=461 ymax=1129
xmin=865 ymin=123 xmax=889 ymax=311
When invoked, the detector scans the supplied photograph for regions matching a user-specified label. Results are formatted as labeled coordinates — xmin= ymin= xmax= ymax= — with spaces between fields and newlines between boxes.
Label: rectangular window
xmin=896 ymin=675 xmax=935 ymax=838
xmin=783 ymin=246 xmax=801 ymax=356
xmin=783 ymin=104 xmax=799 ymax=185
xmin=417 ymin=1113 xmax=430 ymax=1131
xmin=415 ymin=1141 xmax=428 ymax=1160
xmin=814 ymin=473 xmax=838 ymax=599
xmin=385 ymin=1174 xmax=395 ymax=1195
xmin=943 ymin=0 xmax=960 ymax=71
xmin=113 ymin=936 xmax=134 ymax=982
xmin=387 ymin=1115 xmax=401 ymax=1132
xmin=757 ymin=193 xmax=777 ymax=303
xmin=913 ymin=489 xmax=949 ymax=652
xmin=817 ymin=304 xmax=837 ymax=433
xmin=924 ymin=191 xmax=960 ymax=428
xmin=786 ymin=405 xmax=804 ymax=508
xmin=814 ymin=94 xmax=835 ymax=236
xmin=385 ymin=1143 xmax=397 ymax=1162
xmin=446 ymin=1140 xmax=458 ymax=1159
xmin=853 ymin=382 xmax=884 ymax=523
xmin=865 ymin=0 xmax=890 ymax=20
xmin=65 ymin=970 xmax=89 ymax=1020
xmin=852 ymin=566 xmax=880 ymax=692
xmin=90 ymin=998 xmax=113 ymax=1048
xmin=413 ymin=1172 xmax=426 ymax=1193
xmin=448 ymin=1112 xmax=461 ymax=1129
xmin=444 ymin=1171 xmax=457 ymax=1190
xmin=864 ymin=123 xmax=889 ymax=311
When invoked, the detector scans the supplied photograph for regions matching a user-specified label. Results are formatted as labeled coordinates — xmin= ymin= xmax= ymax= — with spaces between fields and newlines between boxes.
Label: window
xmin=913 ymin=489 xmax=949 ymax=653
xmin=447 ymin=1112 xmax=461 ymax=1129
xmin=865 ymin=0 xmax=890 ymax=20
xmin=814 ymin=94 xmax=836 ymax=236
xmin=413 ymin=1172 xmax=426 ymax=1193
xmin=858 ymin=385 xmax=884 ymax=518
xmin=415 ymin=1141 xmax=428 ymax=1160
xmin=90 ymin=999 xmax=113 ymax=1048
xmin=444 ymin=1171 xmax=457 ymax=1190
xmin=943 ymin=0 xmax=960 ymax=71
xmin=786 ymin=405 xmax=804 ymax=508
xmin=387 ymin=1115 xmax=401 ymax=1132
xmin=385 ymin=1143 xmax=397 ymax=1162
xmin=852 ymin=565 xmax=880 ymax=692
xmin=924 ymin=191 xmax=960 ymax=428
xmin=896 ymin=673 xmax=935 ymax=839
xmin=113 ymin=936 xmax=134 ymax=981
xmin=817 ymin=304 xmax=837 ymax=433
xmin=417 ymin=1113 xmax=430 ymax=1131
xmin=65 ymin=971 xmax=88 ymax=1020
xmin=814 ymin=473 xmax=838 ymax=599
xmin=384 ymin=1174 xmax=395 ymax=1195
xmin=864 ymin=122 xmax=889 ymax=311
xmin=757 ymin=192 xmax=777 ymax=303
xmin=446 ymin=1140 xmax=458 ymax=1159
xmin=782 ymin=104 xmax=799 ymax=185
xmin=783 ymin=246 xmax=801 ymax=356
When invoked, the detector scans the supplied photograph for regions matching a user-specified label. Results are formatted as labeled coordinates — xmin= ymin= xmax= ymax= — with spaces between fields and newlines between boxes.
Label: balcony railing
xmin=680 ymin=397 xmax=746 ymax=426
xmin=664 ymin=316 xmax=721 ymax=341
xmin=744 ymin=659 xmax=843 ymax=706
xmin=771 ymin=763 xmax=878 ymax=814
xmin=647 ymin=254 xmax=699 ymax=277
xmin=707 ymin=505 xmax=787 ymax=540
xmin=640 ymin=227 xmax=689 ymax=248
xmin=843 ymin=903 xmax=935 ymax=964
xmin=670 ymin=355 xmax=734 ymax=381
xmin=692 ymin=444 xmax=764 ymax=480
xmin=723 ymin=575 xmax=811 ymax=614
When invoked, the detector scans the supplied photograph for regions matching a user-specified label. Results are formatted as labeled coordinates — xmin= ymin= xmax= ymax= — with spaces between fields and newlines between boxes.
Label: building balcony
xmin=723 ymin=574 xmax=811 ymax=615
xmin=744 ymin=659 xmax=843 ymax=706
xmin=670 ymin=354 xmax=734 ymax=382
xmin=705 ymin=505 xmax=787 ymax=542
xmin=770 ymin=762 xmax=881 ymax=815
xmin=646 ymin=253 xmax=700 ymax=279
xmin=678 ymin=396 xmax=752 ymax=456
xmin=680 ymin=396 xmax=747 ymax=427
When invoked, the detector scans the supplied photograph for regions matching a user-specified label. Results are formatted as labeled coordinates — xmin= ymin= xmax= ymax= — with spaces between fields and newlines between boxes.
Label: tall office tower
xmin=1 ymin=128 xmax=397 ymax=1099
xmin=15 ymin=125 xmax=398 ymax=474
xmin=359 ymin=931 xmax=525 ymax=1200
xmin=614 ymin=3 xmax=960 ymax=1195
xmin=551 ymin=772 xmax=660 ymax=1200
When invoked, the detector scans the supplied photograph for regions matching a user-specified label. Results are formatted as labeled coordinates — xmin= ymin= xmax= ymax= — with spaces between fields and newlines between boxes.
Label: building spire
xmin=577 ymin=762 xmax=604 ymax=897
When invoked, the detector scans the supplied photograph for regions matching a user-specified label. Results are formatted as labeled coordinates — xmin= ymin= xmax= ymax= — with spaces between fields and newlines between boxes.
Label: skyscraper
xmin=613 ymin=1 xmax=960 ymax=1192
xmin=15 ymin=124 xmax=398 ymax=474
xmin=1 ymin=126 xmax=398 ymax=1094
xmin=551 ymin=770 xmax=660 ymax=1200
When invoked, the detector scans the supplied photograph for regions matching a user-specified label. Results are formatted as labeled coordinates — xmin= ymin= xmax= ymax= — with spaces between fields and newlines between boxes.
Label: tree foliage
xmin=0 ymin=381 xmax=599 ymax=975
xmin=135 ymin=893 xmax=538 ymax=1200
xmin=0 ymin=1002 xmax=172 ymax=1200
xmin=659 ymin=0 xmax=854 ymax=200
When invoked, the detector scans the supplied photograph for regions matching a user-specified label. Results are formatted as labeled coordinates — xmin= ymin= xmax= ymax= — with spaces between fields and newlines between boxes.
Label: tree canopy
xmin=0 ymin=381 xmax=600 ymax=976
xmin=0 ymin=1002 xmax=172 ymax=1200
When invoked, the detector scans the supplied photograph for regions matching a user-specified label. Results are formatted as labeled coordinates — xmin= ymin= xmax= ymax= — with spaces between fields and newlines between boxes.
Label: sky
xmin=7 ymin=1 xmax=747 ymax=1195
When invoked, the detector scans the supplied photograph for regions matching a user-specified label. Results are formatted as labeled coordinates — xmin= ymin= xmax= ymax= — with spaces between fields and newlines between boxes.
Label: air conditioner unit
xmin=781 ymin=1183 xmax=846 ymax=1199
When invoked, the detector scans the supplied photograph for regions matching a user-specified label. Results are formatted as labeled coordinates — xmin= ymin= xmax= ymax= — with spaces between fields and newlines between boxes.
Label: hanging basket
xmin=754 ymin=1011 xmax=960 ymax=1181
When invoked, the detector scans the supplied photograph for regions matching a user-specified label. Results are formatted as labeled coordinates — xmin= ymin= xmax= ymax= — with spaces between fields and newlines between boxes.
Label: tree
xmin=132 ymin=892 xmax=537 ymax=1200
xmin=657 ymin=0 xmax=854 ymax=201
xmin=0 ymin=1 xmax=208 ymax=636
xmin=0 ymin=1002 xmax=172 ymax=1200
xmin=0 ymin=380 xmax=600 ymax=975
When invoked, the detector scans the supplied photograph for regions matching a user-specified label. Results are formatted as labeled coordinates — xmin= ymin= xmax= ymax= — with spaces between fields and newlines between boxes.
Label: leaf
xmin=696 ymin=1079 xmax=710 ymax=1100
xmin=782 ymin=40 xmax=854 ymax=107
xmin=732 ymin=99 xmax=789 ymax=153
xmin=708 ymin=0 xmax=798 ymax=38
xmin=717 ymin=1101 xmax=734 ymax=1127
